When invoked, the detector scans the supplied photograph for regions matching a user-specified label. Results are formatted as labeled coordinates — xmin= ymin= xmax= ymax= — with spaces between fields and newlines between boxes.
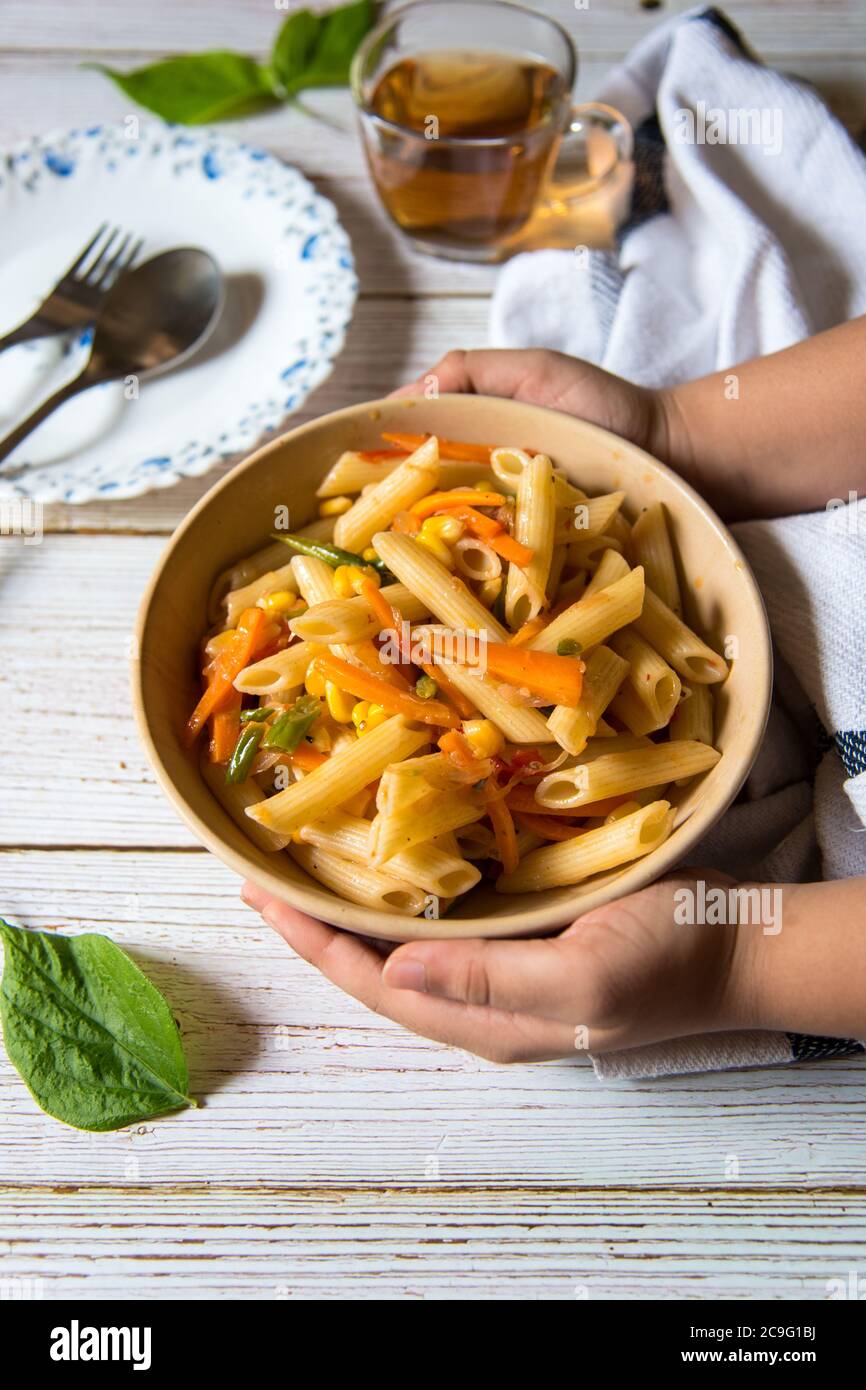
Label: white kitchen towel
xmin=491 ymin=7 xmax=866 ymax=381
xmin=488 ymin=7 xmax=866 ymax=1078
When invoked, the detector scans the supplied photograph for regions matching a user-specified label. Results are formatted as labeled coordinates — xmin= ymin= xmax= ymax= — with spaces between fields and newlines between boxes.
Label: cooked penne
xmin=435 ymin=658 xmax=553 ymax=744
xmin=608 ymin=627 xmax=682 ymax=731
xmin=223 ymin=562 xmax=299 ymax=627
xmin=191 ymin=428 xmax=730 ymax=916
xmin=534 ymin=740 xmax=720 ymax=809
xmin=528 ymin=567 xmax=645 ymax=654
xmin=630 ymin=502 xmax=681 ymax=615
xmin=497 ymin=801 xmax=675 ymax=891
xmin=334 ymin=436 xmax=440 ymax=551
xmin=246 ymin=716 xmax=429 ymax=836
xmin=298 ymin=810 xmax=481 ymax=897
xmin=504 ymin=451 xmax=555 ymax=628
xmin=374 ymin=530 xmax=509 ymax=640
xmin=546 ymin=645 xmax=629 ymax=755
xmin=290 ymin=843 xmax=428 ymax=916
xmin=234 ymin=641 xmax=317 ymax=695
xmin=559 ymin=491 xmax=626 ymax=543
xmin=635 ymin=587 xmax=728 ymax=683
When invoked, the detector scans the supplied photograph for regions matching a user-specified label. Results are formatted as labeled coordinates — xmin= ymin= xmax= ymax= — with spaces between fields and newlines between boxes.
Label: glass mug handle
xmin=545 ymin=101 xmax=633 ymax=207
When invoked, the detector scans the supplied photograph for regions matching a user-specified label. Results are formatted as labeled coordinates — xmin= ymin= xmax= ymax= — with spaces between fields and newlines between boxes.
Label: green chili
xmin=556 ymin=638 xmax=583 ymax=656
xmin=239 ymin=706 xmax=274 ymax=724
xmin=262 ymin=695 xmax=322 ymax=752
xmin=225 ymin=724 xmax=264 ymax=784
xmin=271 ymin=532 xmax=391 ymax=577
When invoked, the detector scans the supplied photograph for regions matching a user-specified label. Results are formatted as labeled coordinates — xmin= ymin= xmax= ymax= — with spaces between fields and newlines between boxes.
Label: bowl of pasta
xmin=133 ymin=395 xmax=772 ymax=941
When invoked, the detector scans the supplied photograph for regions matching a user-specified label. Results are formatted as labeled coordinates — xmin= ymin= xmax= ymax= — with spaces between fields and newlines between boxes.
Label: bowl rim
xmin=132 ymin=394 xmax=773 ymax=940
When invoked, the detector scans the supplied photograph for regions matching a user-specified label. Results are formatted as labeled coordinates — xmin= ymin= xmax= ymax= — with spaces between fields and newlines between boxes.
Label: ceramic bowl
xmin=133 ymin=394 xmax=772 ymax=941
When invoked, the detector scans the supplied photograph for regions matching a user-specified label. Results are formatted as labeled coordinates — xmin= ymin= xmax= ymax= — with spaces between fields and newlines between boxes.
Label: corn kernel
xmin=351 ymin=700 xmax=370 ymax=730
xmin=318 ymin=495 xmax=353 ymax=517
xmin=361 ymin=547 xmax=379 ymax=563
xmin=260 ymin=589 xmax=297 ymax=617
xmin=422 ymin=514 xmax=464 ymax=544
xmin=416 ymin=528 xmax=454 ymax=569
xmin=333 ymin=563 xmax=372 ymax=597
xmin=462 ymin=718 xmax=505 ymax=759
xmin=204 ymin=628 xmax=236 ymax=660
xmin=325 ymin=680 xmax=356 ymax=723
xmin=365 ymin=703 xmax=389 ymax=732
xmin=305 ymin=666 xmax=327 ymax=698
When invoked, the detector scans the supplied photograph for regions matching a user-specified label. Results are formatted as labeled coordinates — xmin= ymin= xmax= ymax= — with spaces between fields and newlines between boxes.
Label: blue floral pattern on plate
xmin=0 ymin=121 xmax=358 ymax=504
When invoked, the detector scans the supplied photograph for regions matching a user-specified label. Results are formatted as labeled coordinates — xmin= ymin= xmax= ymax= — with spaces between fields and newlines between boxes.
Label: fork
xmin=0 ymin=224 xmax=144 ymax=355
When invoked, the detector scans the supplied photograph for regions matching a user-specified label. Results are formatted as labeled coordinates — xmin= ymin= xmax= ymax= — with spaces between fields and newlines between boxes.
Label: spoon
xmin=0 ymin=247 xmax=224 ymax=476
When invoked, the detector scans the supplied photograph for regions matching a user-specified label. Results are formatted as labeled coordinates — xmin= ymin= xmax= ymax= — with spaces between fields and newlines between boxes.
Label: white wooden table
xmin=2 ymin=0 xmax=865 ymax=1301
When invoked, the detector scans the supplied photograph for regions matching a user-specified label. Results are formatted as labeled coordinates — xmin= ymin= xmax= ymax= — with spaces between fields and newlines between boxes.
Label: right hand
xmin=392 ymin=347 xmax=671 ymax=463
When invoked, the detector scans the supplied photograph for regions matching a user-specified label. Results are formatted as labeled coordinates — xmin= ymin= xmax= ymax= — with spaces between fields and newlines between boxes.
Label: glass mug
xmin=350 ymin=0 xmax=633 ymax=262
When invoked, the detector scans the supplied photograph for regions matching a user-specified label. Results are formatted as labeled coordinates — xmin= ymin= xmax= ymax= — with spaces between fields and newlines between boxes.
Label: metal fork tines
xmin=0 ymin=224 xmax=144 ymax=353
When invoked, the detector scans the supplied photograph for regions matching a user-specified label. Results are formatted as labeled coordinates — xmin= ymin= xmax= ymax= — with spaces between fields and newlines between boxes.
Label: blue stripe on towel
xmin=788 ymin=1033 xmax=865 ymax=1062
xmin=834 ymin=730 xmax=866 ymax=778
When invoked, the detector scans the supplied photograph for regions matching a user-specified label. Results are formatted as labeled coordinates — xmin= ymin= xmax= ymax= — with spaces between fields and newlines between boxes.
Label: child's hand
xmin=240 ymin=874 xmax=753 ymax=1062
xmin=392 ymin=347 xmax=669 ymax=470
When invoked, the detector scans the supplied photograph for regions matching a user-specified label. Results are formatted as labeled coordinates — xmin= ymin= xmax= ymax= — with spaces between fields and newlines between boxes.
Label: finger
xmin=259 ymin=897 xmax=576 ymax=1062
xmin=390 ymin=348 xmax=553 ymax=399
xmin=241 ymin=880 xmax=272 ymax=913
xmin=383 ymin=935 xmax=601 ymax=1024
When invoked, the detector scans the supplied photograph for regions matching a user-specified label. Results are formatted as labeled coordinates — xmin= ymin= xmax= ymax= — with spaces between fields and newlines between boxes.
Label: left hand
xmin=241 ymin=873 xmax=754 ymax=1063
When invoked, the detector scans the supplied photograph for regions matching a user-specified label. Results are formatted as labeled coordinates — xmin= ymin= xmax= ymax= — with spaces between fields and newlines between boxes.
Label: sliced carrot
xmin=354 ymin=639 xmax=411 ymax=689
xmin=287 ymin=746 xmax=329 ymax=772
xmin=487 ymin=531 xmax=534 ymax=568
xmin=185 ymin=607 xmax=270 ymax=746
xmin=514 ymin=811 xmax=589 ymax=841
xmin=208 ymin=691 xmax=241 ymax=763
xmin=438 ymin=729 xmax=478 ymax=769
xmin=487 ymin=793 xmax=519 ymax=874
xmin=409 ymin=490 xmax=506 ymax=519
xmin=381 ymin=431 xmax=492 ymax=463
xmin=505 ymin=786 xmax=630 ymax=818
xmin=481 ymin=642 xmax=584 ymax=707
xmin=508 ymin=616 xmax=548 ymax=647
xmin=392 ymin=509 xmax=422 ymax=534
xmin=357 ymin=448 xmax=407 ymax=461
xmin=360 ymin=577 xmax=401 ymax=632
xmin=313 ymin=653 xmax=460 ymax=728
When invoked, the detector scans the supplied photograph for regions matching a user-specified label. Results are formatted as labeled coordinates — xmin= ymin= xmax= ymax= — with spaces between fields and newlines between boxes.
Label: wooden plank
xmin=3 ymin=0 xmax=866 ymax=61
xmin=2 ymin=850 xmax=865 ymax=1187
xmin=25 ymin=298 xmax=490 ymax=536
xmin=1 ymin=1185 xmax=865 ymax=1298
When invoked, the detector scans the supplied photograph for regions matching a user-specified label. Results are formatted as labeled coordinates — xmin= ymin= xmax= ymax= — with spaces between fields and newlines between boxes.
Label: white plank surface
xmin=2 ymin=853 xmax=866 ymax=1188
xmin=2 ymin=1187 xmax=864 ymax=1300
xmin=1 ymin=0 xmax=865 ymax=1301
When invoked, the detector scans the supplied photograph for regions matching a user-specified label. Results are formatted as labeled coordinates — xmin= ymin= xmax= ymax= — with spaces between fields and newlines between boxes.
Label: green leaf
xmin=89 ymin=52 xmax=277 ymax=124
xmin=0 ymin=920 xmax=196 ymax=1131
xmin=271 ymin=0 xmax=375 ymax=96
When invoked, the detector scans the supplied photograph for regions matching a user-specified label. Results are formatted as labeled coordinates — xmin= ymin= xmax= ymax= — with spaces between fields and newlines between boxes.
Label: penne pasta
xmin=630 ymin=502 xmax=682 ymax=615
xmin=528 ymin=567 xmax=646 ymax=654
xmin=546 ymin=645 xmax=629 ymax=755
xmin=634 ymin=587 xmax=728 ymax=683
xmin=497 ymin=801 xmax=675 ymax=891
xmin=374 ymin=530 xmax=509 ymax=641
xmin=608 ymin=627 xmax=682 ymax=731
xmin=334 ymin=436 xmax=440 ymax=551
xmin=533 ymin=740 xmax=720 ymax=809
xmin=290 ymin=842 xmax=428 ymax=916
xmin=246 ymin=716 xmax=429 ymax=836
xmin=505 ymin=451 xmax=556 ymax=628
xmin=192 ymin=428 xmax=731 ymax=916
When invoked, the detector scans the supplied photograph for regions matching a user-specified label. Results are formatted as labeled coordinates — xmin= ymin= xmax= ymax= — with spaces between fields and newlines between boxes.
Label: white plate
xmin=0 ymin=121 xmax=357 ymax=504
